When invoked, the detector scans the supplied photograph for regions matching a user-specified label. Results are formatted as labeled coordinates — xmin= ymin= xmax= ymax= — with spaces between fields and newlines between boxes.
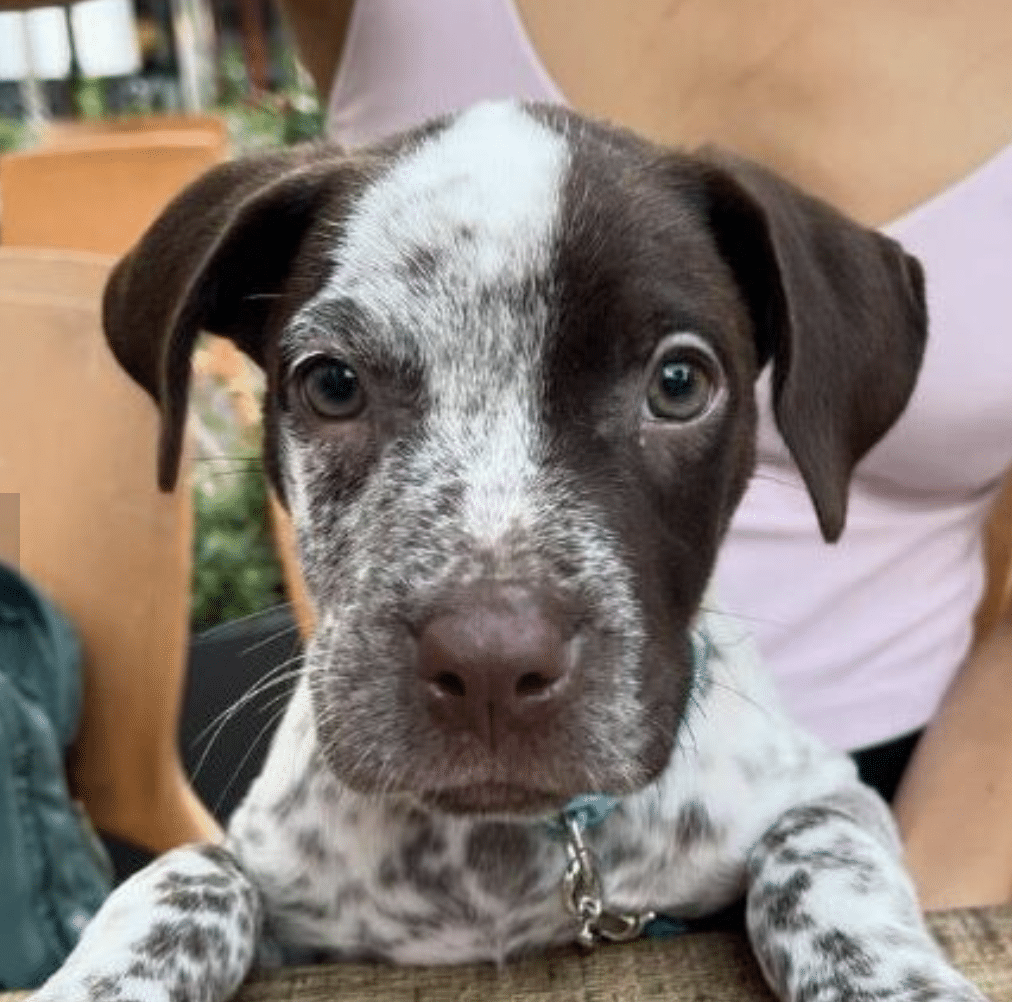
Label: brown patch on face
xmin=534 ymin=125 xmax=764 ymax=781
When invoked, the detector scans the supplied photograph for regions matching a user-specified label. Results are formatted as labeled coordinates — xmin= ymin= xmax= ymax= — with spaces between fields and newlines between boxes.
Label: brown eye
xmin=645 ymin=336 xmax=721 ymax=422
xmin=298 ymin=358 xmax=365 ymax=419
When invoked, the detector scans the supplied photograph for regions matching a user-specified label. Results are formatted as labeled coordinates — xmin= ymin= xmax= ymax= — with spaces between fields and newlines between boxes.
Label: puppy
xmin=34 ymin=102 xmax=988 ymax=1002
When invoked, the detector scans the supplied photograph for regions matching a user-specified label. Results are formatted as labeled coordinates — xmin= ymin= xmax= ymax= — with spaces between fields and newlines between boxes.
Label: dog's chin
xmin=419 ymin=783 xmax=571 ymax=819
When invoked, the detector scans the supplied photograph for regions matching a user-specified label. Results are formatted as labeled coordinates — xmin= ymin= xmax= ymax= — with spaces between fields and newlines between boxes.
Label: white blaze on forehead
xmin=296 ymin=101 xmax=571 ymax=551
xmin=321 ymin=100 xmax=569 ymax=295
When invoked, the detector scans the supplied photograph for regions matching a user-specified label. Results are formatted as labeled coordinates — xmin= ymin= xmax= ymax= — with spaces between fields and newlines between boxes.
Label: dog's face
xmin=103 ymin=102 xmax=926 ymax=817
xmin=276 ymin=106 xmax=761 ymax=814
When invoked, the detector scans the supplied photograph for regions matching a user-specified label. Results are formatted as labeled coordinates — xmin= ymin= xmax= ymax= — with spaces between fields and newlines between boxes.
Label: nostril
xmin=515 ymin=670 xmax=555 ymax=698
xmin=432 ymin=671 xmax=466 ymax=699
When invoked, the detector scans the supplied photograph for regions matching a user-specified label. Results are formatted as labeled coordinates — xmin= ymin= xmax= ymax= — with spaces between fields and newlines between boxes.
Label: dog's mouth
xmin=420 ymin=782 xmax=571 ymax=818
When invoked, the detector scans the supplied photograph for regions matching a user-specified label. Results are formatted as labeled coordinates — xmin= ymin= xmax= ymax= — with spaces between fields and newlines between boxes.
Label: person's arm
xmin=275 ymin=0 xmax=354 ymax=101
xmin=893 ymin=608 xmax=1012 ymax=909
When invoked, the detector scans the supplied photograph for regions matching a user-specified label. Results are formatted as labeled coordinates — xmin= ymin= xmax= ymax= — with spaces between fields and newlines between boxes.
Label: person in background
xmin=275 ymin=0 xmax=1012 ymax=911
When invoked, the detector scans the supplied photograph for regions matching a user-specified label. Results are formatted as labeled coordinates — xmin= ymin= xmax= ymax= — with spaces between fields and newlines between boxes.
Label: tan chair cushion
xmin=0 ymin=131 xmax=226 ymax=256
xmin=41 ymin=112 xmax=230 ymax=148
xmin=0 ymin=267 xmax=218 ymax=851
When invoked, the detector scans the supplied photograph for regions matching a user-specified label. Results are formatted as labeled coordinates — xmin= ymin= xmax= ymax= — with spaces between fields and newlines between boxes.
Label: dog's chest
xmin=232 ymin=789 xmax=747 ymax=966
xmin=227 ymin=692 xmax=751 ymax=966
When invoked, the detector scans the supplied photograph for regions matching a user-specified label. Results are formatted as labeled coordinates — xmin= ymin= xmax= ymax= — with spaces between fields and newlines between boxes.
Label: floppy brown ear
xmin=695 ymin=150 xmax=927 ymax=541
xmin=103 ymin=145 xmax=350 ymax=493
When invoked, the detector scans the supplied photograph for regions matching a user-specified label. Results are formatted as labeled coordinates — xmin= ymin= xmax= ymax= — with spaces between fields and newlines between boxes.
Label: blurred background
xmin=0 ymin=1 xmax=318 ymax=892
xmin=0 ymin=0 xmax=320 ymax=636
xmin=0 ymin=0 xmax=321 ymax=153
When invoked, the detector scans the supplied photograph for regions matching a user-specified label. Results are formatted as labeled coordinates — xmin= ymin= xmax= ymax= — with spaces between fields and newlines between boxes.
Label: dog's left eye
xmin=646 ymin=338 xmax=721 ymax=422
xmin=296 ymin=358 xmax=366 ymax=419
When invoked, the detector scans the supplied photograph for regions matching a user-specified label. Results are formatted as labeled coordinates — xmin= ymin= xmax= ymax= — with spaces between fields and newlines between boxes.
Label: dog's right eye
xmin=296 ymin=358 xmax=366 ymax=419
xmin=643 ymin=333 xmax=723 ymax=424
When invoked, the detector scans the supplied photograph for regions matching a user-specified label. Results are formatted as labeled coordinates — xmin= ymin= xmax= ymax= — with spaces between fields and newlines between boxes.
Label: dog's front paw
xmin=811 ymin=965 xmax=989 ymax=1002
xmin=24 ymin=844 xmax=261 ymax=1002
xmin=28 ymin=955 xmax=241 ymax=1002
xmin=901 ymin=966 xmax=992 ymax=1002
xmin=755 ymin=935 xmax=992 ymax=1002
xmin=27 ymin=984 xmax=84 ymax=1002
xmin=29 ymin=977 xmax=125 ymax=1002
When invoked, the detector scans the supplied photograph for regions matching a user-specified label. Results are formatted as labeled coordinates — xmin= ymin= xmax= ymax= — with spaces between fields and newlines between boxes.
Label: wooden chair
xmin=0 ymin=245 xmax=118 ymax=299
xmin=0 ymin=130 xmax=227 ymax=255
xmin=0 ymin=127 xmax=231 ymax=856
xmin=0 ymin=247 xmax=220 ymax=854
xmin=40 ymin=112 xmax=230 ymax=148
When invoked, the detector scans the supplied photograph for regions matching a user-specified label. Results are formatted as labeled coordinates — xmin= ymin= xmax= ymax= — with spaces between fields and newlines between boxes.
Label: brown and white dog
xmin=33 ymin=102 xmax=987 ymax=1001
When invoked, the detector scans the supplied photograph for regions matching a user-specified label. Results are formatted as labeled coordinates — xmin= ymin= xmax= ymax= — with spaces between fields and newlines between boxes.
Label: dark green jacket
xmin=0 ymin=563 xmax=111 ymax=989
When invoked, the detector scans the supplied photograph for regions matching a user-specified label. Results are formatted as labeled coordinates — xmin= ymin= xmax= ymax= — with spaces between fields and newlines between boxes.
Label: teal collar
xmin=550 ymin=792 xmax=620 ymax=837
xmin=545 ymin=629 xmax=713 ymax=945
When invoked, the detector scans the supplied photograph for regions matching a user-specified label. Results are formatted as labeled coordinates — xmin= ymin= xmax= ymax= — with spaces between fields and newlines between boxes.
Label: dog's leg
xmin=30 ymin=844 xmax=261 ymax=1002
xmin=746 ymin=786 xmax=987 ymax=1001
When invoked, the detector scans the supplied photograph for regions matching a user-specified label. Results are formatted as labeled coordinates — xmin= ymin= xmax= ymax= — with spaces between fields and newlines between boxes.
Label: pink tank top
xmin=327 ymin=0 xmax=563 ymax=148
xmin=327 ymin=0 xmax=1012 ymax=751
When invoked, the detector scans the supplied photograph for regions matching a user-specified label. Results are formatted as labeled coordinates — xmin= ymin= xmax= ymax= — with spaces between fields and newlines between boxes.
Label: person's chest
xmin=516 ymin=0 xmax=1012 ymax=227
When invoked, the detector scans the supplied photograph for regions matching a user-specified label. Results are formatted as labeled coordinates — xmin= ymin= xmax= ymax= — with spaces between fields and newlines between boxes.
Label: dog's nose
xmin=415 ymin=584 xmax=580 ymax=747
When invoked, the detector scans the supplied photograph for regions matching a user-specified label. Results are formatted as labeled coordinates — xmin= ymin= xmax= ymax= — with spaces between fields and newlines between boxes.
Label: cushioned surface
xmin=5 ymin=907 xmax=1009 ymax=1002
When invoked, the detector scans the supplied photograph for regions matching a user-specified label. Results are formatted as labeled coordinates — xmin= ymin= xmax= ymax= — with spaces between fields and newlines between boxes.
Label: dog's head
xmin=104 ymin=102 xmax=925 ymax=816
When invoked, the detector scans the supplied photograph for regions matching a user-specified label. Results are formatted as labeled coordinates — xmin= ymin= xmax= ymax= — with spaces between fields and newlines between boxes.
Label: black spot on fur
xmin=465 ymin=822 xmax=539 ymax=899
xmin=401 ymin=818 xmax=447 ymax=874
xmin=241 ymin=825 xmax=266 ymax=847
xmin=138 ymin=921 xmax=181 ymax=961
xmin=168 ymin=970 xmax=204 ymax=1002
xmin=157 ymin=885 xmax=238 ymax=916
xmin=295 ymin=827 xmax=330 ymax=865
xmin=675 ymin=800 xmax=716 ymax=849
xmin=794 ymin=971 xmax=893 ymax=1002
xmin=195 ymin=843 xmax=242 ymax=872
xmin=433 ymin=477 xmax=464 ymax=518
xmin=378 ymin=857 xmax=400 ymax=889
xmin=334 ymin=882 xmax=368 ymax=912
xmin=776 ymin=838 xmax=878 ymax=893
xmin=760 ymin=806 xmax=840 ymax=853
xmin=812 ymin=929 xmax=875 ymax=977
xmin=86 ymin=974 xmax=125 ymax=1002
xmin=138 ymin=918 xmax=230 ymax=967
xmin=400 ymin=245 xmax=445 ymax=284
xmin=900 ymin=970 xmax=948 ymax=1002
xmin=376 ymin=817 xmax=460 ymax=903
xmin=753 ymin=869 xmax=815 ymax=932
xmin=599 ymin=838 xmax=646 ymax=871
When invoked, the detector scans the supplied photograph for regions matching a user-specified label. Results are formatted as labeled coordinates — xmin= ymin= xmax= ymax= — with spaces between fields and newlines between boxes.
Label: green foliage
xmin=191 ymin=464 xmax=286 ymax=632
xmin=281 ymin=91 xmax=323 ymax=145
xmin=216 ymin=38 xmax=323 ymax=153
xmin=74 ymin=78 xmax=108 ymax=120
xmin=0 ymin=118 xmax=29 ymax=153
xmin=217 ymin=39 xmax=250 ymax=109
